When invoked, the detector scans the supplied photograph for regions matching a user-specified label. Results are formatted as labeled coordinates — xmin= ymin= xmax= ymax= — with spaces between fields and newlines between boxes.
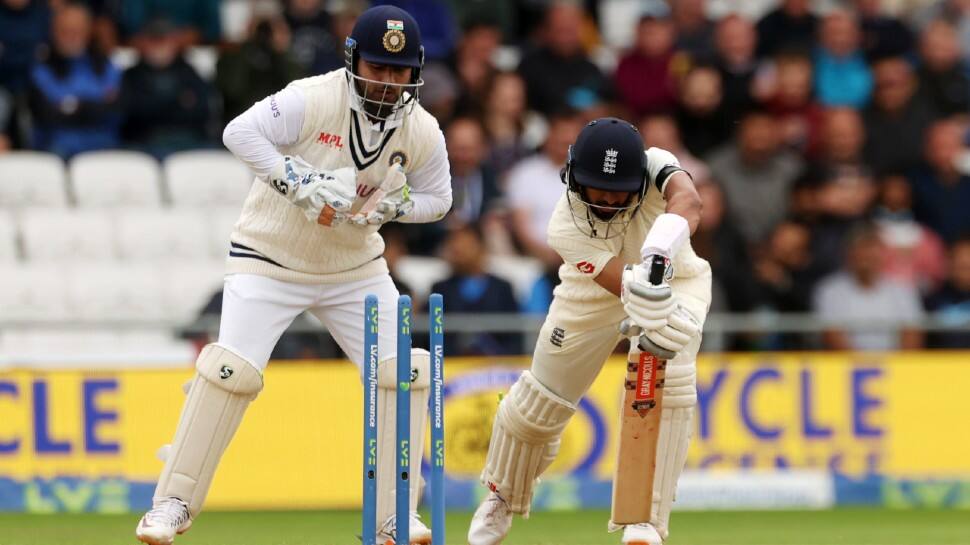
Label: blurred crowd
xmin=2 ymin=0 xmax=970 ymax=354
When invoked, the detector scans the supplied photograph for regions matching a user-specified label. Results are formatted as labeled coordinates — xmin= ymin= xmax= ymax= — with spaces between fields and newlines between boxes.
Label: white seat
xmin=396 ymin=256 xmax=450 ymax=303
xmin=20 ymin=208 xmax=115 ymax=262
xmin=488 ymin=255 xmax=544 ymax=303
xmin=208 ymin=207 xmax=241 ymax=258
xmin=159 ymin=260 xmax=224 ymax=323
xmin=0 ymin=211 xmax=17 ymax=262
xmin=0 ymin=328 xmax=195 ymax=367
xmin=68 ymin=263 xmax=168 ymax=322
xmin=163 ymin=150 xmax=253 ymax=208
xmin=115 ymin=209 xmax=211 ymax=261
xmin=0 ymin=151 xmax=68 ymax=209
xmin=70 ymin=150 xmax=162 ymax=208
xmin=0 ymin=263 xmax=73 ymax=321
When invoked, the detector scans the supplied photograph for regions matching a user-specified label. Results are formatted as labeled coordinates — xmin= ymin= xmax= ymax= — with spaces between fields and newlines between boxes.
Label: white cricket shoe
xmin=621 ymin=522 xmax=663 ymax=545
xmin=467 ymin=491 xmax=513 ymax=545
xmin=135 ymin=497 xmax=192 ymax=545
xmin=377 ymin=511 xmax=433 ymax=544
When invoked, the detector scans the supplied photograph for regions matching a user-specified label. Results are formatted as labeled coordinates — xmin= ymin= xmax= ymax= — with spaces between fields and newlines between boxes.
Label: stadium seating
xmin=0 ymin=211 xmax=17 ymax=262
xmin=115 ymin=209 xmax=212 ymax=261
xmin=20 ymin=208 xmax=116 ymax=261
xmin=70 ymin=150 xmax=162 ymax=208
xmin=0 ymin=263 xmax=72 ymax=322
xmin=163 ymin=150 xmax=253 ymax=208
xmin=0 ymin=151 xmax=68 ymax=209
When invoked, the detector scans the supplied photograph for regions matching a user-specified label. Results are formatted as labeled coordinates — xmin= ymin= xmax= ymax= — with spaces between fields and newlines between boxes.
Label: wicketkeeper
xmin=135 ymin=6 xmax=451 ymax=545
xmin=467 ymin=118 xmax=711 ymax=545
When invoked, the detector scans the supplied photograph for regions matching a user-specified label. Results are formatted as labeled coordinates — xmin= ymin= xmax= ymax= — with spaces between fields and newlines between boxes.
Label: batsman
xmin=468 ymin=118 xmax=711 ymax=545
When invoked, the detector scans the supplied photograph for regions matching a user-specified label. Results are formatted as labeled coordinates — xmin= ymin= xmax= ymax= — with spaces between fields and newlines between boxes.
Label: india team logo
xmin=383 ymin=20 xmax=406 ymax=53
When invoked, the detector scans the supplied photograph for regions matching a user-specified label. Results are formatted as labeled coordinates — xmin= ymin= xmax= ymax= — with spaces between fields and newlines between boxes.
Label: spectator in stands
xmin=446 ymin=117 xmax=503 ymax=226
xmin=855 ymin=0 xmax=914 ymax=60
xmin=216 ymin=13 xmax=304 ymax=122
xmin=874 ymin=173 xmax=947 ymax=294
xmin=814 ymin=9 xmax=872 ymax=108
xmin=676 ymin=64 xmax=731 ymax=158
xmin=28 ymin=2 xmax=121 ymax=158
xmin=120 ymin=18 xmax=212 ymax=159
xmin=863 ymin=56 xmax=938 ymax=176
xmin=909 ymin=119 xmax=970 ymax=244
xmin=706 ymin=109 xmax=804 ymax=247
xmin=756 ymin=0 xmax=817 ymax=58
xmin=755 ymin=51 xmax=823 ymax=157
xmin=808 ymin=164 xmax=878 ymax=278
xmin=814 ymin=223 xmax=925 ymax=351
xmin=917 ymin=19 xmax=970 ymax=117
xmin=818 ymin=108 xmax=866 ymax=168
xmin=669 ymin=0 xmax=714 ymax=58
xmin=412 ymin=117 xmax=504 ymax=254
xmin=0 ymin=0 xmax=50 ymax=96
xmin=614 ymin=10 xmax=678 ymax=119
xmin=517 ymin=2 xmax=610 ymax=116
xmin=506 ymin=110 xmax=581 ymax=268
xmin=431 ymin=223 xmax=521 ymax=355
xmin=714 ymin=14 xmax=758 ymax=124
xmin=482 ymin=72 xmax=541 ymax=178
xmin=285 ymin=0 xmax=345 ymax=75
xmin=639 ymin=113 xmax=709 ymax=186
xmin=925 ymin=236 xmax=970 ymax=348
xmin=373 ymin=0 xmax=457 ymax=61
xmin=754 ymin=220 xmax=818 ymax=349
xmin=692 ymin=181 xmax=758 ymax=313
xmin=117 ymin=0 xmax=221 ymax=45
xmin=453 ymin=20 xmax=502 ymax=115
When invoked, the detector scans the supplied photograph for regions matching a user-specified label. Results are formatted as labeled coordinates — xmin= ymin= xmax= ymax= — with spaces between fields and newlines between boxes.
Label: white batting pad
xmin=375 ymin=350 xmax=430 ymax=528
xmin=481 ymin=371 xmax=576 ymax=516
xmin=154 ymin=344 xmax=263 ymax=517
xmin=651 ymin=351 xmax=696 ymax=539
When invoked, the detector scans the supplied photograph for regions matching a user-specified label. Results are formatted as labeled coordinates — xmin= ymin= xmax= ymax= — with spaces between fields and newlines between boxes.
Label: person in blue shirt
xmin=28 ymin=2 xmax=120 ymax=158
xmin=814 ymin=9 xmax=872 ymax=108
xmin=431 ymin=222 xmax=521 ymax=355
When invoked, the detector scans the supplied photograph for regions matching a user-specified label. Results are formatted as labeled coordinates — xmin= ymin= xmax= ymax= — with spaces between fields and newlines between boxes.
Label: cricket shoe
xmin=377 ymin=511 xmax=433 ymax=544
xmin=467 ymin=491 xmax=513 ymax=545
xmin=135 ymin=497 xmax=192 ymax=545
xmin=621 ymin=522 xmax=663 ymax=545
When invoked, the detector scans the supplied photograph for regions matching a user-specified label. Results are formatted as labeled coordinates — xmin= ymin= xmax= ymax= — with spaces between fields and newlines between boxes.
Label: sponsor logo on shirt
xmin=576 ymin=261 xmax=596 ymax=274
xmin=317 ymin=132 xmax=344 ymax=149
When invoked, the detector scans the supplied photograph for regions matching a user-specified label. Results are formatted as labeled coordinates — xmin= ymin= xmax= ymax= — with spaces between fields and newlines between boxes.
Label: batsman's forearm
xmin=662 ymin=172 xmax=702 ymax=235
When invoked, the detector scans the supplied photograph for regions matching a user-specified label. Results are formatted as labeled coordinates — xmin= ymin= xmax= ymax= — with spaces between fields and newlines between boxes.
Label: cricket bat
xmin=610 ymin=255 xmax=669 ymax=525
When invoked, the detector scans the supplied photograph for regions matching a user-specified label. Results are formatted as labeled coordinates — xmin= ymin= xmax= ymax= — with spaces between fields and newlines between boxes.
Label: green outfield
xmin=1 ymin=509 xmax=968 ymax=545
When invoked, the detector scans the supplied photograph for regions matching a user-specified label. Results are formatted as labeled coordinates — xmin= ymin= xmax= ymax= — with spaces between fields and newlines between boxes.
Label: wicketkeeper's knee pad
xmin=374 ymin=349 xmax=430 ymax=527
xmin=155 ymin=343 xmax=263 ymax=518
xmin=481 ymin=370 xmax=576 ymax=516
xmin=652 ymin=342 xmax=699 ymax=539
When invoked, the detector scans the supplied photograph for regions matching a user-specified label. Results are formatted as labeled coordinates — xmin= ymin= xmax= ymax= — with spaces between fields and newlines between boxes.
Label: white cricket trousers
xmin=218 ymin=273 xmax=401 ymax=371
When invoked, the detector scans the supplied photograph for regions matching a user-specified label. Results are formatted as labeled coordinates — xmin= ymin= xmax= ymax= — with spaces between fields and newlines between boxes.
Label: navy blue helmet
xmin=562 ymin=117 xmax=649 ymax=238
xmin=344 ymin=5 xmax=425 ymax=122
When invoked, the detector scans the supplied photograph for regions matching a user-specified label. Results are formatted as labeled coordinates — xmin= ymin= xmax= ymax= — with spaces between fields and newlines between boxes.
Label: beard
xmin=355 ymin=79 xmax=401 ymax=119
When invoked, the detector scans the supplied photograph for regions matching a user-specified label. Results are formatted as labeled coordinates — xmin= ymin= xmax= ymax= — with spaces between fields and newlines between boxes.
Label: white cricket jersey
xmin=222 ymin=69 xmax=452 ymax=284
xmin=547 ymin=147 xmax=711 ymax=329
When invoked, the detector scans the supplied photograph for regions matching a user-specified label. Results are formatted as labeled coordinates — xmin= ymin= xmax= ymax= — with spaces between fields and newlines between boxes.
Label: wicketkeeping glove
xmin=270 ymin=156 xmax=357 ymax=224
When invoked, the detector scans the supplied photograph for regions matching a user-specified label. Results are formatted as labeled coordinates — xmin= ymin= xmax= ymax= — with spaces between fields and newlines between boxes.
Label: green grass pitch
xmin=1 ymin=509 xmax=968 ymax=545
